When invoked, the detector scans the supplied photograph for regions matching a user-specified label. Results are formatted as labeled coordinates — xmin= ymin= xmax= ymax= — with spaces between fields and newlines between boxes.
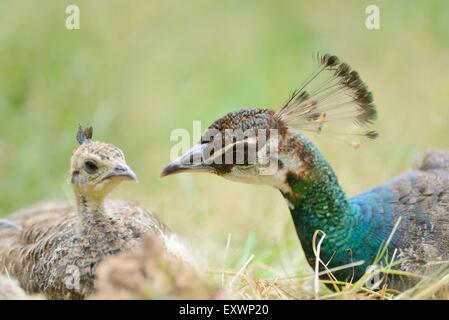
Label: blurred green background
xmin=0 ymin=0 xmax=448 ymax=279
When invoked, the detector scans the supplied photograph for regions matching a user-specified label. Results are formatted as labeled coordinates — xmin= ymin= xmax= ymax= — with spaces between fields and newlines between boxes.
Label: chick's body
xmin=0 ymin=127 xmax=173 ymax=299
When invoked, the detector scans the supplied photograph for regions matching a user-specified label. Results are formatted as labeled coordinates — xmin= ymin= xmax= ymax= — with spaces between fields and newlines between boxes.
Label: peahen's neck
xmin=75 ymin=192 xmax=110 ymax=232
xmin=280 ymin=133 xmax=386 ymax=281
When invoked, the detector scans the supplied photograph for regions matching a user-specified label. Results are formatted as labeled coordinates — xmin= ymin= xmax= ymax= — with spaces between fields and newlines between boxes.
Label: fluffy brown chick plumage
xmin=0 ymin=126 xmax=180 ymax=300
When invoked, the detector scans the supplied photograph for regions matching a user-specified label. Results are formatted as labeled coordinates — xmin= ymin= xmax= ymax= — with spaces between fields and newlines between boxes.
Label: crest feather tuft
xmin=275 ymin=53 xmax=378 ymax=143
xmin=76 ymin=125 xmax=94 ymax=144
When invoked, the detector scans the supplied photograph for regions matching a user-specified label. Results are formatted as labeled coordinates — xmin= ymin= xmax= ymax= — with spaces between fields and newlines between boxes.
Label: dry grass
xmin=216 ymin=218 xmax=449 ymax=300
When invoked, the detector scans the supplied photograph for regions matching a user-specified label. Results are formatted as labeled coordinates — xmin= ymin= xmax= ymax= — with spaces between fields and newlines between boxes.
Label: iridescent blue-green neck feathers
xmin=281 ymin=133 xmax=396 ymax=281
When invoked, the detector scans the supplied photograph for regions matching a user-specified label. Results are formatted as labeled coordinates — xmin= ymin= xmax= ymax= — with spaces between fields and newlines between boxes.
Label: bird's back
xmin=392 ymin=150 xmax=449 ymax=269
xmin=350 ymin=149 xmax=449 ymax=287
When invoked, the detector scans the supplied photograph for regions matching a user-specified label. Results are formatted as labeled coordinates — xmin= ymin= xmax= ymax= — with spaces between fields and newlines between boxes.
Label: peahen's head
xmin=70 ymin=125 xmax=137 ymax=199
xmin=161 ymin=108 xmax=291 ymax=192
xmin=161 ymin=54 xmax=378 ymax=193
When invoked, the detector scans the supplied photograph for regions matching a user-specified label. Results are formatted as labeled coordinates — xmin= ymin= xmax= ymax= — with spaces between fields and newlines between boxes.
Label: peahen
xmin=161 ymin=54 xmax=449 ymax=290
xmin=0 ymin=126 xmax=188 ymax=299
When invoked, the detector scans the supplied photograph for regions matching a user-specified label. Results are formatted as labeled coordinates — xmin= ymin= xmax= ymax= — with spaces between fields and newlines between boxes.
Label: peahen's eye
xmin=84 ymin=160 xmax=98 ymax=174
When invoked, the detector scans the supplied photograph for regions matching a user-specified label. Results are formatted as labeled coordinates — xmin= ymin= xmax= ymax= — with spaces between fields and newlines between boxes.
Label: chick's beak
xmin=105 ymin=162 xmax=138 ymax=182
xmin=160 ymin=144 xmax=211 ymax=177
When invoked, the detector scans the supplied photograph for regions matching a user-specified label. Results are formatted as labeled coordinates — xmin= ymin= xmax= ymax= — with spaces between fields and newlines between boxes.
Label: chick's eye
xmin=84 ymin=160 xmax=98 ymax=174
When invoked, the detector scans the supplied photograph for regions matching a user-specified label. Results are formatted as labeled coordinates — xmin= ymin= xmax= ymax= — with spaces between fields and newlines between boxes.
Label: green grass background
xmin=1 ymin=0 xmax=448 ymax=284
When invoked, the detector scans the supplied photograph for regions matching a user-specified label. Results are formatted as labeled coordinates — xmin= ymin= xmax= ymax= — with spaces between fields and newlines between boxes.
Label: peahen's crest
xmin=275 ymin=53 xmax=378 ymax=145
xmin=76 ymin=125 xmax=94 ymax=145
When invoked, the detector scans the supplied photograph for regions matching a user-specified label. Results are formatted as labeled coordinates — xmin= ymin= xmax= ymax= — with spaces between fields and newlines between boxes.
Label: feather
xmin=76 ymin=124 xmax=85 ymax=144
xmin=76 ymin=125 xmax=94 ymax=145
xmin=275 ymin=53 xmax=378 ymax=142
xmin=83 ymin=126 xmax=93 ymax=140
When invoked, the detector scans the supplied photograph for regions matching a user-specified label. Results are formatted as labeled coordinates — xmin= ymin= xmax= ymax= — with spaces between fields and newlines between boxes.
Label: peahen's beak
xmin=161 ymin=144 xmax=211 ymax=177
